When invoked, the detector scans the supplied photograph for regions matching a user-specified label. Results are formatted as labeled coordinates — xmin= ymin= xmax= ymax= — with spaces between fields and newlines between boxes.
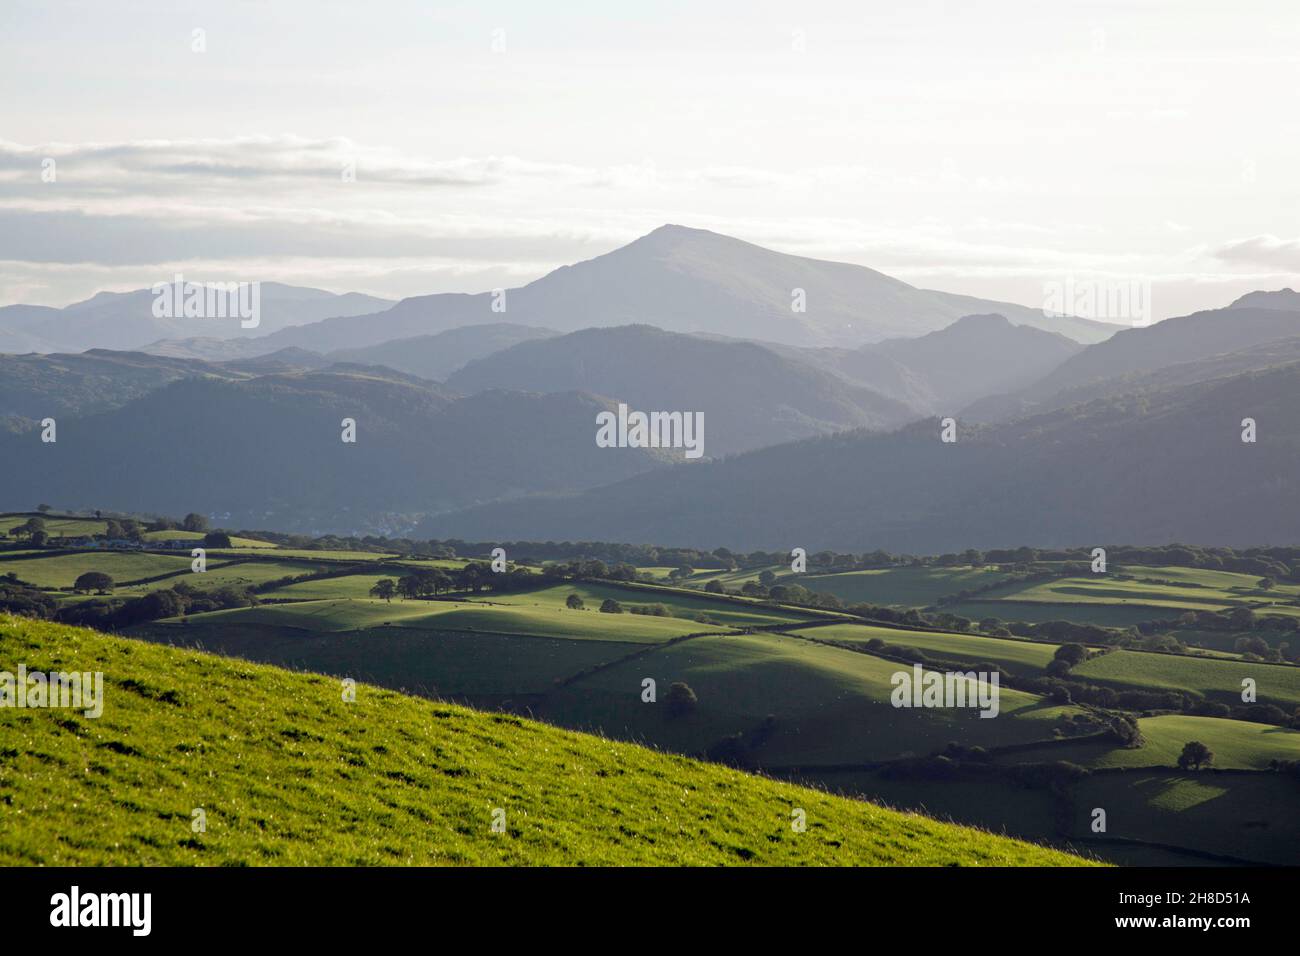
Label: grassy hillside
xmin=0 ymin=615 xmax=1091 ymax=866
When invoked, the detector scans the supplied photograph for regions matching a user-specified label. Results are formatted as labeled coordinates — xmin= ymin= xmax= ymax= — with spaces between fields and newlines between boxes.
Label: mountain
xmin=233 ymin=226 xmax=1120 ymax=354
xmin=965 ymin=297 xmax=1300 ymax=422
xmin=329 ymin=324 xmax=558 ymax=381
xmin=0 ymin=348 xmax=247 ymax=432
xmin=419 ymin=361 xmax=1300 ymax=552
xmin=445 ymin=324 xmax=916 ymax=455
xmin=0 ymin=283 xmax=393 ymax=354
xmin=820 ymin=313 xmax=1083 ymax=413
xmin=0 ymin=369 xmax=675 ymax=531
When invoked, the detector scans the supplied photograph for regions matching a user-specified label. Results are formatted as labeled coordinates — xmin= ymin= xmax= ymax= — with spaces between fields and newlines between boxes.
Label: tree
xmin=30 ymin=530 xmax=48 ymax=547
xmin=1053 ymin=643 xmax=1089 ymax=667
xmin=36 ymin=504 xmax=51 ymax=513
xmin=1178 ymin=741 xmax=1214 ymax=770
xmin=397 ymin=575 xmax=422 ymax=600
xmin=566 ymin=593 xmax=585 ymax=610
xmin=1258 ymin=577 xmax=1276 ymax=591
xmin=182 ymin=513 xmax=209 ymax=533
xmin=758 ymin=569 xmax=777 ymax=588
xmin=20 ymin=516 xmax=45 ymax=539
xmin=705 ymin=580 xmax=725 ymax=594
xmin=668 ymin=565 xmax=695 ymax=582
xmin=74 ymin=571 xmax=115 ymax=595
xmin=599 ymin=598 xmax=623 ymax=614
xmin=203 ymin=531 xmax=233 ymax=549
xmin=665 ymin=681 xmax=698 ymax=718
xmin=369 ymin=579 xmax=397 ymax=603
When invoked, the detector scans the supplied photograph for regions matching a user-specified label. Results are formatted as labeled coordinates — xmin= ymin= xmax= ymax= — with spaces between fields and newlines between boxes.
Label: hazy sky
xmin=2 ymin=0 xmax=1298 ymax=320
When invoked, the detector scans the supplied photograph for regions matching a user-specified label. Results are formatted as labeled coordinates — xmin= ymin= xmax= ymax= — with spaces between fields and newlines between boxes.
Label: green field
xmin=137 ymin=621 xmax=644 ymax=697
xmin=0 ymin=551 xmax=192 ymax=588
xmin=999 ymin=714 xmax=1300 ymax=771
xmin=798 ymin=567 xmax=1016 ymax=607
xmin=468 ymin=581 xmax=819 ymax=628
xmin=170 ymin=597 xmax=724 ymax=643
xmin=260 ymin=571 xmax=414 ymax=600
xmin=797 ymin=623 xmax=1060 ymax=676
xmin=141 ymin=529 xmax=276 ymax=548
xmin=944 ymin=600 xmax=1164 ymax=627
xmin=1 ymin=515 xmax=108 ymax=537
xmin=541 ymin=631 xmax=1084 ymax=765
xmin=1069 ymin=772 xmax=1299 ymax=866
xmin=0 ymin=615 xmax=1091 ymax=866
xmin=1073 ymin=649 xmax=1300 ymax=708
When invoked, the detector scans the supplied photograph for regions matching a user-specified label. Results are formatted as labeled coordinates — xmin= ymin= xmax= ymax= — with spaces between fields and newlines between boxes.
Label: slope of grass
xmin=541 ymin=632 xmax=1085 ymax=765
xmin=173 ymin=598 xmax=719 ymax=642
xmin=140 ymin=529 xmax=275 ymax=548
xmin=1 ymin=515 xmax=108 ymax=537
xmin=0 ymin=551 xmax=192 ymax=588
xmin=1073 ymin=649 xmax=1300 ymax=708
xmin=1070 ymin=772 xmax=1298 ymax=866
xmin=998 ymin=714 xmax=1300 ymax=771
xmin=0 ymin=615 xmax=1091 ymax=866
xmin=798 ymin=567 xmax=1015 ymax=607
xmin=797 ymin=623 xmax=1060 ymax=676
xmin=470 ymin=582 xmax=817 ymax=627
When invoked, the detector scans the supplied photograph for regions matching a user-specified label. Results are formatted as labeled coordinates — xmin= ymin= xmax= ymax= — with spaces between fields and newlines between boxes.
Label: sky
xmin=1 ymin=0 xmax=1298 ymax=321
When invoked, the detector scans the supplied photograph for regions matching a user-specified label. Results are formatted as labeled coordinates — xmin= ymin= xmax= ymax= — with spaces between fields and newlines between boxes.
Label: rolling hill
xmin=0 ymin=369 xmax=677 ymax=531
xmin=821 ymin=313 xmax=1084 ymax=413
xmin=0 ymin=348 xmax=247 ymax=432
xmin=446 ymin=324 xmax=917 ymax=455
xmin=0 ymin=615 xmax=1090 ymax=865
xmin=227 ymin=226 xmax=1118 ymax=354
xmin=966 ymin=295 xmax=1300 ymax=422
xmin=422 ymin=361 xmax=1300 ymax=552
xmin=0 ymin=283 xmax=393 ymax=355
xmin=329 ymin=324 xmax=558 ymax=381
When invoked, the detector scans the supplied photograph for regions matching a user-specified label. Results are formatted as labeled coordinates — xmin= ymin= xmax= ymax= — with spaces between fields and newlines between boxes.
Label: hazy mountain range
xmin=0 ymin=283 xmax=392 ymax=354
xmin=0 ymin=225 xmax=1115 ymax=361
xmin=3 ymin=224 xmax=1297 ymax=549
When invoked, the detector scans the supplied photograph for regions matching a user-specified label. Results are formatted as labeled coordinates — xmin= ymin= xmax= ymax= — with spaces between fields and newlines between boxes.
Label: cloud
xmin=1212 ymin=235 xmax=1300 ymax=272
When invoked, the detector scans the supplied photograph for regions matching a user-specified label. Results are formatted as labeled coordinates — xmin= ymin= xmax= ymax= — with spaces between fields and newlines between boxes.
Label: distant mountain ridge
xmin=182 ymin=225 xmax=1119 ymax=355
xmin=0 ymin=368 xmax=676 ymax=532
xmin=445 ymin=324 xmax=917 ymax=455
xmin=815 ymin=313 xmax=1084 ymax=413
xmin=0 ymin=283 xmax=393 ymax=354
xmin=965 ymin=300 xmax=1300 ymax=422
xmin=419 ymin=357 xmax=1300 ymax=552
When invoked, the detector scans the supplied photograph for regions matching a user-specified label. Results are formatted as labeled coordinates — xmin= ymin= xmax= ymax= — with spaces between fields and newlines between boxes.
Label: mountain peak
xmin=1228 ymin=288 xmax=1300 ymax=311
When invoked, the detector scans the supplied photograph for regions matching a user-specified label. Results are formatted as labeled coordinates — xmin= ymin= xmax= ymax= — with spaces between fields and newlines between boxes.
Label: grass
xmin=0 ymin=615 xmax=1092 ymax=866
xmin=140 ymin=529 xmax=275 ymax=548
xmin=541 ymin=631 xmax=1085 ymax=765
xmin=134 ymin=622 xmax=644 ymax=697
xmin=1069 ymin=771 xmax=1298 ymax=865
xmin=797 ymin=567 xmax=1016 ymax=607
xmin=796 ymin=623 xmax=1060 ymax=676
xmin=1000 ymin=714 xmax=1300 ymax=771
xmin=168 ymin=598 xmax=722 ymax=643
xmin=1 ymin=515 xmax=108 ymax=537
xmin=0 ymin=551 xmax=192 ymax=588
xmin=470 ymin=582 xmax=817 ymax=627
xmin=943 ymin=601 xmax=1163 ymax=627
xmin=1073 ymin=648 xmax=1300 ymax=708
